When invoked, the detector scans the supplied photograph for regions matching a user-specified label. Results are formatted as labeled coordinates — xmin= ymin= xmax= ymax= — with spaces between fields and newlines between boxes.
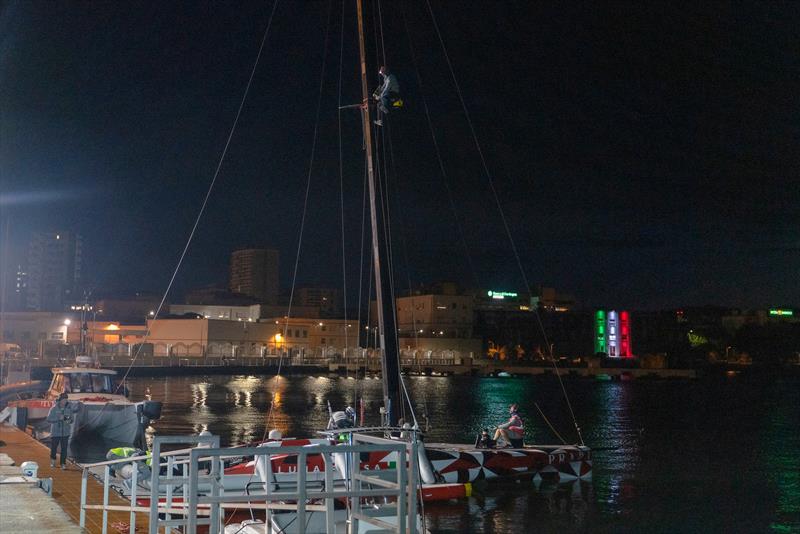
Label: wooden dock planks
xmin=0 ymin=424 xmax=150 ymax=533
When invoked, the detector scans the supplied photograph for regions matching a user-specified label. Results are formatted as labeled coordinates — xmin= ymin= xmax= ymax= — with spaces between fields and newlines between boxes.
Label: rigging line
xmin=355 ymin=158 xmax=368 ymax=403
xmin=423 ymin=0 xmax=583 ymax=445
xmin=401 ymin=7 xmax=481 ymax=288
xmin=381 ymin=117 xmax=418 ymax=421
xmin=280 ymin=0 xmax=334 ymax=378
xmin=373 ymin=122 xmax=406 ymax=421
xmin=534 ymin=402 xmax=568 ymax=445
xmin=385 ymin=113 xmax=430 ymax=426
xmin=114 ymin=0 xmax=280 ymax=391
xmin=338 ymin=0 xmax=349 ymax=364
xmin=375 ymin=0 xmax=388 ymax=68
xmin=422 ymin=0 xmax=530 ymax=293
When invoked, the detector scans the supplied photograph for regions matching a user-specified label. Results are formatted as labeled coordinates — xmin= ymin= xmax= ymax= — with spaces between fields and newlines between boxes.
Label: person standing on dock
xmin=46 ymin=393 xmax=80 ymax=469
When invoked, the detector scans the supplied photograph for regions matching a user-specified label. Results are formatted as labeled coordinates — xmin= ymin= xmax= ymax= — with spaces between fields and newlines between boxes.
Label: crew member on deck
xmin=494 ymin=403 xmax=524 ymax=448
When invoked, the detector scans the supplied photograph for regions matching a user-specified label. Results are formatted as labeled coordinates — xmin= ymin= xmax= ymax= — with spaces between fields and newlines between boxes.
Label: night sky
xmin=1 ymin=1 xmax=798 ymax=310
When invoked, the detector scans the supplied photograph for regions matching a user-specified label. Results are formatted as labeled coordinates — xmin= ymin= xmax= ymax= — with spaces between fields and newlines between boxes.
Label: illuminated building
xmin=594 ymin=309 xmax=633 ymax=358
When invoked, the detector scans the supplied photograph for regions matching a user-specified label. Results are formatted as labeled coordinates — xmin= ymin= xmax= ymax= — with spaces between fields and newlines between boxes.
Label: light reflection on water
xmin=126 ymin=373 xmax=800 ymax=533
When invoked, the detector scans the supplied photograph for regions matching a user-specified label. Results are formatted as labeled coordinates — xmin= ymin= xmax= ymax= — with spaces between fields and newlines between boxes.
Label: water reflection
xmin=124 ymin=373 xmax=800 ymax=533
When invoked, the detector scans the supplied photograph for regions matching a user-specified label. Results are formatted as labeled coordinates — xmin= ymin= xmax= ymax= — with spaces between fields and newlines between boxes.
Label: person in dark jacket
xmin=372 ymin=65 xmax=400 ymax=126
xmin=46 ymin=392 xmax=80 ymax=468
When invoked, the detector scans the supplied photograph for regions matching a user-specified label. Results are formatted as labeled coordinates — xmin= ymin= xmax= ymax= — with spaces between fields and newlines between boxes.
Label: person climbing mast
xmin=373 ymin=65 xmax=400 ymax=126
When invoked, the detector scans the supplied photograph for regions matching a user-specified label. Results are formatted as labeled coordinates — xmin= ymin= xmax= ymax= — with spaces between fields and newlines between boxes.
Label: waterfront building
xmin=169 ymin=303 xmax=320 ymax=321
xmin=594 ymin=310 xmax=633 ymax=358
xmin=531 ymin=286 xmax=577 ymax=312
xmin=0 ymin=311 xmax=75 ymax=353
xmin=372 ymin=293 xmax=482 ymax=355
xmin=296 ymin=287 xmax=342 ymax=317
xmin=229 ymin=248 xmax=279 ymax=304
xmin=93 ymin=293 xmax=162 ymax=323
xmin=142 ymin=317 xmax=358 ymax=358
xmin=170 ymin=304 xmax=263 ymax=322
xmin=25 ymin=231 xmax=83 ymax=311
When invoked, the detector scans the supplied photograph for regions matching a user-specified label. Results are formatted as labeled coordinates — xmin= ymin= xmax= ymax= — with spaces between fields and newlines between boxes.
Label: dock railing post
xmin=165 ymin=455 xmax=174 ymax=528
xmin=264 ymin=446 xmax=273 ymax=534
xmin=80 ymin=467 xmax=88 ymax=529
xmin=397 ymin=446 xmax=407 ymax=534
xmin=188 ymin=448 xmax=199 ymax=534
xmin=323 ymin=451 xmax=335 ymax=534
xmin=408 ymin=439 xmax=418 ymax=534
xmin=209 ymin=449 xmax=221 ymax=534
xmin=148 ymin=440 xmax=161 ymax=534
xmin=102 ymin=464 xmax=110 ymax=534
xmin=297 ymin=450 xmax=307 ymax=534
xmin=130 ymin=459 xmax=138 ymax=533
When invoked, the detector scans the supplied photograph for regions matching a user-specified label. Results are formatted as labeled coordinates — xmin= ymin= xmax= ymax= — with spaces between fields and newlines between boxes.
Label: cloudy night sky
xmin=1 ymin=1 xmax=798 ymax=310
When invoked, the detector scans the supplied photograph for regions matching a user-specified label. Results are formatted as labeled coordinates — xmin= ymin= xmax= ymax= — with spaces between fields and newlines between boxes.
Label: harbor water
xmin=121 ymin=373 xmax=799 ymax=533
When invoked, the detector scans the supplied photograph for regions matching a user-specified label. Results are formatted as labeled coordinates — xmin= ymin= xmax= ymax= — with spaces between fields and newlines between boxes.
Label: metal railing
xmin=80 ymin=432 xmax=421 ymax=534
xmin=79 ymin=434 xmax=220 ymax=534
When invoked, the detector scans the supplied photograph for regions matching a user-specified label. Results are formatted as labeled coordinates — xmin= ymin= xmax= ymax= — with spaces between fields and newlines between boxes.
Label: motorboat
xmin=5 ymin=356 xmax=161 ymax=453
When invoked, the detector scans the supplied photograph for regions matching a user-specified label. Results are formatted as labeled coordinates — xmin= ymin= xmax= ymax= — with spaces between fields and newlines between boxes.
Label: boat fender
xmin=142 ymin=401 xmax=162 ymax=421
xmin=20 ymin=461 xmax=38 ymax=478
xmin=417 ymin=445 xmax=438 ymax=485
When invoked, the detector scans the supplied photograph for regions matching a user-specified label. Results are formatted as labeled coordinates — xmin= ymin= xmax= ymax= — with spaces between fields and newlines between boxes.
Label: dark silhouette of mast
xmin=356 ymin=0 xmax=401 ymax=426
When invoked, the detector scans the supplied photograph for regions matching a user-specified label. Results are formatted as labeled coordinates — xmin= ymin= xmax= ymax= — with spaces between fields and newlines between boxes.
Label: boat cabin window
xmin=51 ymin=374 xmax=66 ymax=395
xmin=67 ymin=373 xmax=113 ymax=393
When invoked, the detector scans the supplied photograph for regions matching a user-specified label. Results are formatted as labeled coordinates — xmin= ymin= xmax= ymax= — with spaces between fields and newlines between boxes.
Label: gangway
xmin=79 ymin=432 xmax=423 ymax=534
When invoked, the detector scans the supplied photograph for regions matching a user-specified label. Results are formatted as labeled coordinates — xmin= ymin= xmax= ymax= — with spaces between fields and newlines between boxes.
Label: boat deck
xmin=425 ymin=442 xmax=581 ymax=452
xmin=0 ymin=423 xmax=150 ymax=533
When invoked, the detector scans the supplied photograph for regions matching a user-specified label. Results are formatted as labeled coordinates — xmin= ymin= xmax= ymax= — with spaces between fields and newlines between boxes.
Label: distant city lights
xmin=487 ymin=290 xmax=518 ymax=300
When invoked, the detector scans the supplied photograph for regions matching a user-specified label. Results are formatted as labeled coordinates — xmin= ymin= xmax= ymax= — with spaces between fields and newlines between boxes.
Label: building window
xmin=51 ymin=332 xmax=64 ymax=340
xmin=321 ymin=338 xmax=326 ymax=345
xmin=295 ymin=329 xmax=300 ymax=338
xmin=303 ymin=330 xmax=308 ymax=338
xmin=322 ymin=325 xmax=327 ymax=331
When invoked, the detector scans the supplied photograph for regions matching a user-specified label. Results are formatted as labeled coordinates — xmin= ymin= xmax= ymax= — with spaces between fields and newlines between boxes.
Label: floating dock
xmin=0 ymin=423 xmax=149 ymax=533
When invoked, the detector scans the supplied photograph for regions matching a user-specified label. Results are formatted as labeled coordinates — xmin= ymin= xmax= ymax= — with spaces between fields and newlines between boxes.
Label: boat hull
xmin=423 ymin=443 xmax=592 ymax=483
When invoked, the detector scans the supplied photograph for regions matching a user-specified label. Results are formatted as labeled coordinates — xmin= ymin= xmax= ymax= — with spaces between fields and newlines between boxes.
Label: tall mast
xmin=356 ymin=0 xmax=401 ymax=426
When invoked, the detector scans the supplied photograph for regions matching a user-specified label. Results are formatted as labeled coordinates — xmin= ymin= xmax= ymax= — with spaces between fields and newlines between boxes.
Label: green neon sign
xmin=769 ymin=309 xmax=793 ymax=316
xmin=487 ymin=291 xmax=518 ymax=299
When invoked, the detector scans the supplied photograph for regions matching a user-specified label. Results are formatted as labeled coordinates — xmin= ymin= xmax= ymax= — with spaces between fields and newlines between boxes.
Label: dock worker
xmin=46 ymin=392 xmax=80 ymax=469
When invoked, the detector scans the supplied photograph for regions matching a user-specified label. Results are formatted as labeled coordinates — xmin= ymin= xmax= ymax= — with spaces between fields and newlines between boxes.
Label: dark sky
xmin=1 ymin=1 xmax=798 ymax=310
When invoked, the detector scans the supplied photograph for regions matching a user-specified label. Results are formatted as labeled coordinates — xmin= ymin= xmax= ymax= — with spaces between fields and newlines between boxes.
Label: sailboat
xmin=236 ymin=0 xmax=590 ymax=507
xmin=117 ymin=2 xmax=590 ymax=529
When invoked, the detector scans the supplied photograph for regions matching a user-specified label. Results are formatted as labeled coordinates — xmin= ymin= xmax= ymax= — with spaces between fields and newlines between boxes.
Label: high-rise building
xmin=26 ymin=231 xmax=83 ymax=311
xmin=229 ymin=248 xmax=279 ymax=304
xmin=296 ymin=287 xmax=341 ymax=317
xmin=11 ymin=265 xmax=28 ymax=310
